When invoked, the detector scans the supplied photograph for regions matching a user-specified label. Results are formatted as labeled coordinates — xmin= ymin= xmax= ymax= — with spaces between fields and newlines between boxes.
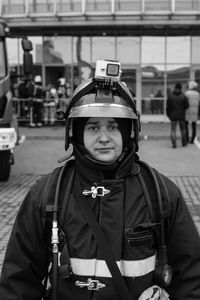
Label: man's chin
xmin=95 ymin=154 xmax=116 ymax=163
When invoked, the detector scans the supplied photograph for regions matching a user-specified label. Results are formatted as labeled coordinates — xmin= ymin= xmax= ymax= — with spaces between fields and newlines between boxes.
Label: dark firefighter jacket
xmin=0 ymin=151 xmax=200 ymax=300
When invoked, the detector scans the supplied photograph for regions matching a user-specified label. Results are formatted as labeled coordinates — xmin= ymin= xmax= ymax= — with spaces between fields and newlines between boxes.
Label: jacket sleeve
xmin=0 ymin=180 xmax=49 ymax=300
xmin=164 ymin=178 xmax=200 ymax=299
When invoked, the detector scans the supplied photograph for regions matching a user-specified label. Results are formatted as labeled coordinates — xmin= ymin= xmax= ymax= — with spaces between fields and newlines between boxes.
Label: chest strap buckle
xmin=75 ymin=278 xmax=106 ymax=291
xmin=82 ymin=186 xmax=110 ymax=198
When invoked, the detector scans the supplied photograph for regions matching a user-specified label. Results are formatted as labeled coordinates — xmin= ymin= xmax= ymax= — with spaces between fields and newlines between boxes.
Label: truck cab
xmin=0 ymin=20 xmax=32 ymax=181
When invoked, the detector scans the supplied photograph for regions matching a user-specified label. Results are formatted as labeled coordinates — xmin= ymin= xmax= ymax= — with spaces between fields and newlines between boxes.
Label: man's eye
xmin=108 ymin=124 xmax=119 ymax=131
xmin=86 ymin=126 xmax=98 ymax=132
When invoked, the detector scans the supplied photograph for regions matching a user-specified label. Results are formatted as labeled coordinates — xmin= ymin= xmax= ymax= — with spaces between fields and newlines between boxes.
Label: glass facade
xmin=7 ymin=34 xmax=200 ymax=118
xmin=4 ymin=0 xmax=200 ymax=120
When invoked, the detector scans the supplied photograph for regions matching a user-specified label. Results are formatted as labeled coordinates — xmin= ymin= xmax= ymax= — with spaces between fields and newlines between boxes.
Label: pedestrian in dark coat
xmin=166 ymin=82 xmax=189 ymax=148
xmin=0 ymin=61 xmax=200 ymax=300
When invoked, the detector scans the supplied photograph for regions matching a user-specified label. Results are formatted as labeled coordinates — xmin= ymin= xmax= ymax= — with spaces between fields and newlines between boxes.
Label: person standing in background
xmin=166 ymin=82 xmax=189 ymax=148
xmin=185 ymin=80 xmax=200 ymax=144
xmin=43 ymin=82 xmax=58 ymax=126
xmin=29 ymin=75 xmax=44 ymax=128
xmin=57 ymin=78 xmax=69 ymax=112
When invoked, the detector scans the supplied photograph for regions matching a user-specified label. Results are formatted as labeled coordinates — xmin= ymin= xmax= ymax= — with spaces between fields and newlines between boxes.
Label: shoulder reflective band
xmin=69 ymin=254 xmax=156 ymax=278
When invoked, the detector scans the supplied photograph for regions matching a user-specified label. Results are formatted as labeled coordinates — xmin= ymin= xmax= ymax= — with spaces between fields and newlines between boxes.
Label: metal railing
xmin=1 ymin=0 xmax=200 ymax=18
xmin=12 ymin=97 xmax=32 ymax=123
xmin=12 ymin=97 xmax=68 ymax=124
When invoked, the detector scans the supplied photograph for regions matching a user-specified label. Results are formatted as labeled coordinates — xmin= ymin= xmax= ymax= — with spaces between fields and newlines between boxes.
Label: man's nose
xmin=98 ymin=128 xmax=110 ymax=141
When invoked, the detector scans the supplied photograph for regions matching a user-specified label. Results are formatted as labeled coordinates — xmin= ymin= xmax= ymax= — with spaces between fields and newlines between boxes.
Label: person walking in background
xmin=185 ymin=80 xmax=200 ymax=144
xmin=166 ymin=82 xmax=189 ymax=148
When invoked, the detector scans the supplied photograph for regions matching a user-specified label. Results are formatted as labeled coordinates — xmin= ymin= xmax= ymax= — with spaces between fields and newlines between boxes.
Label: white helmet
xmin=34 ymin=75 xmax=42 ymax=83
xmin=58 ymin=78 xmax=66 ymax=86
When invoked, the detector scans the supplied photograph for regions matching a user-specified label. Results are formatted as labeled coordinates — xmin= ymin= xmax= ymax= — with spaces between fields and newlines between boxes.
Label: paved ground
xmin=0 ymin=122 xmax=200 ymax=271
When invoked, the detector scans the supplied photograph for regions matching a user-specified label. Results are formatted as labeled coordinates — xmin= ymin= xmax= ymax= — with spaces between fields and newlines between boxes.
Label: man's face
xmin=83 ymin=117 xmax=123 ymax=162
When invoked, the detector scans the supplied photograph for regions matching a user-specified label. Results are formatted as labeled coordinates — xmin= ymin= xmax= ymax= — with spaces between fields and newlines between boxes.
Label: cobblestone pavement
xmin=0 ymin=173 xmax=200 ymax=272
xmin=0 ymin=174 xmax=40 ymax=271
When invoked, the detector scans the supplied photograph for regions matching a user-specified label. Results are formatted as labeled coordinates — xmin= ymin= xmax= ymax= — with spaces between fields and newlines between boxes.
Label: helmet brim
xmin=68 ymin=103 xmax=138 ymax=119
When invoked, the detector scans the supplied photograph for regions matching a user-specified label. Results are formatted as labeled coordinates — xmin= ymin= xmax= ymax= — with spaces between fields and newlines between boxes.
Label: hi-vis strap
xmin=69 ymin=255 xmax=156 ymax=278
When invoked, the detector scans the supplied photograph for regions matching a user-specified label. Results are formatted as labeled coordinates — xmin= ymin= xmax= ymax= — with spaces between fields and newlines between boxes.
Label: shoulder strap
xmin=138 ymin=160 xmax=170 ymax=224
xmin=42 ymin=159 xmax=76 ymax=299
xmin=42 ymin=158 xmax=75 ymax=223
xmin=41 ymin=167 xmax=62 ymax=230
xmin=41 ymin=158 xmax=75 ymax=259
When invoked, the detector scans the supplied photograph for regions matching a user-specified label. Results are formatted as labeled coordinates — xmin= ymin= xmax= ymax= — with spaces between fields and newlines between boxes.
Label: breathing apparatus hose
xmin=139 ymin=161 xmax=172 ymax=286
xmin=51 ymin=163 xmax=69 ymax=300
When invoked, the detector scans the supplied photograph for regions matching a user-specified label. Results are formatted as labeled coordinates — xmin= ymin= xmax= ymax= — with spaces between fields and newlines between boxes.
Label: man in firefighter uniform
xmin=0 ymin=60 xmax=200 ymax=300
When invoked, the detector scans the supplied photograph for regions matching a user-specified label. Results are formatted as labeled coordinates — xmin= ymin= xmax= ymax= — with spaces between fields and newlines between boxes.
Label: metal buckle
xmin=75 ymin=278 xmax=106 ymax=291
xmin=82 ymin=186 xmax=110 ymax=198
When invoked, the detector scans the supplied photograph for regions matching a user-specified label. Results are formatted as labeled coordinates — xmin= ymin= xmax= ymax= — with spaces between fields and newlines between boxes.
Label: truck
xmin=0 ymin=20 xmax=32 ymax=181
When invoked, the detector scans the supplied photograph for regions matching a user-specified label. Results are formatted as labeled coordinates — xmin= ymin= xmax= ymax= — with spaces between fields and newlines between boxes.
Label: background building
xmin=2 ymin=0 xmax=200 ymax=121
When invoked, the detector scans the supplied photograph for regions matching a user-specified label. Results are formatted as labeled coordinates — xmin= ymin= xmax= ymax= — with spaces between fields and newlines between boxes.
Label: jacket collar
xmin=73 ymin=145 xmax=140 ymax=183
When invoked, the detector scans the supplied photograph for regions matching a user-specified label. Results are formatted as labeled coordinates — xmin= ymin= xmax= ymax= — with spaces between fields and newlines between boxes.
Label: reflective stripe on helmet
xmin=69 ymin=104 xmax=138 ymax=119
xmin=69 ymin=254 xmax=156 ymax=277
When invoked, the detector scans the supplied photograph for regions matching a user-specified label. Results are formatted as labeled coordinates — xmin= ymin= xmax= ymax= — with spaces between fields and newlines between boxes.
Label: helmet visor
xmin=68 ymin=92 xmax=137 ymax=119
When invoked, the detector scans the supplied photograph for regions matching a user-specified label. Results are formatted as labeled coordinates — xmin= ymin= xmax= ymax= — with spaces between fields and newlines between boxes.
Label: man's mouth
xmin=96 ymin=147 xmax=112 ymax=152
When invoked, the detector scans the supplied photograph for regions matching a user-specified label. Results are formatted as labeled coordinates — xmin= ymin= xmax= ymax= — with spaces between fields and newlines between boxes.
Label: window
xmin=117 ymin=37 xmax=140 ymax=64
xmin=92 ymin=37 xmax=115 ymax=63
xmin=142 ymin=37 xmax=165 ymax=64
xmin=167 ymin=36 xmax=190 ymax=64
xmin=191 ymin=37 xmax=200 ymax=64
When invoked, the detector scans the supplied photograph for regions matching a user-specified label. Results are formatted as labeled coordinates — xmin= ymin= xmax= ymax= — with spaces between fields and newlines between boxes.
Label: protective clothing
xmin=1 ymin=156 xmax=200 ymax=300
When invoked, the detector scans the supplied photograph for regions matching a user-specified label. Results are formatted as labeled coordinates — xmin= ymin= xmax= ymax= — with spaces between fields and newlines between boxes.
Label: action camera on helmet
xmin=95 ymin=59 xmax=122 ymax=81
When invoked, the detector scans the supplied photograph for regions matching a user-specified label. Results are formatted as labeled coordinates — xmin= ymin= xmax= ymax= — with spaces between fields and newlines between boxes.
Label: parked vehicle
xmin=0 ymin=19 xmax=32 ymax=181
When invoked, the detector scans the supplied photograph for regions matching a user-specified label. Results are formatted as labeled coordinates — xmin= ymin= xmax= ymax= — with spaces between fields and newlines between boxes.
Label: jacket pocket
xmin=124 ymin=223 xmax=158 ymax=248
